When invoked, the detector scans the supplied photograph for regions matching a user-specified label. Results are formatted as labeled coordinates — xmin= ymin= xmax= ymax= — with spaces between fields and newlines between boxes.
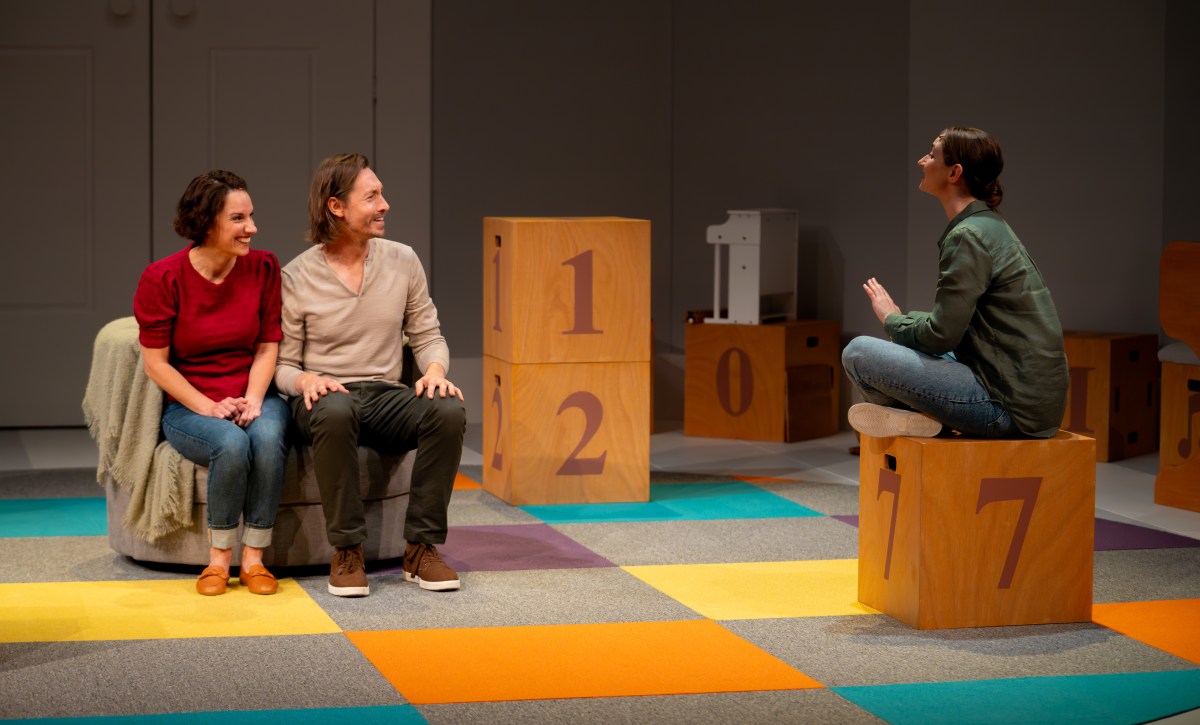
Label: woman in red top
xmin=134 ymin=171 xmax=289 ymax=596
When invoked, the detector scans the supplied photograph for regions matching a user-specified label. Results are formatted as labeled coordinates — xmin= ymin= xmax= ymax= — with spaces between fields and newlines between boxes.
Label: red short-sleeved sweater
xmin=133 ymin=244 xmax=282 ymax=402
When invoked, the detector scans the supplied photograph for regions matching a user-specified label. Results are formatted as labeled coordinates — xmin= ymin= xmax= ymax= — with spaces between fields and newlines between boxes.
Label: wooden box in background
xmin=857 ymin=432 xmax=1095 ymax=630
xmin=481 ymin=355 xmax=650 ymax=506
xmin=684 ymin=320 xmax=839 ymax=442
xmin=1154 ymin=242 xmax=1200 ymax=513
xmin=1062 ymin=331 xmax=1159 ymax=461
xmin=1155 ymin=360 xmax=1200 ymax=512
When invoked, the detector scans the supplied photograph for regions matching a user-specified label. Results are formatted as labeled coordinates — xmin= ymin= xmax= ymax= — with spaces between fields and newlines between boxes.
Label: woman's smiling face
xmin=204 ymin=189 xmax=256 ymax=256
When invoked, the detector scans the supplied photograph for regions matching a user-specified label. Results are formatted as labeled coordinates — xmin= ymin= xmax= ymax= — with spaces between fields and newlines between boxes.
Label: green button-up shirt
xmin=884 ymin=201 xmax=1068 ymax=438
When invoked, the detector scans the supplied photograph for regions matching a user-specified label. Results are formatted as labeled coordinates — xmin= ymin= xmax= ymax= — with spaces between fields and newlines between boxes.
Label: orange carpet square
xmin=1092 ymin=599 xmax=1200 ymax=664
xmin=346 ymin=619 xmax=822 ymax=704
xmin=733 ymin=474 xmax=802 ymax=483
xmin=454 ymin=472 xmax=482 ymax=490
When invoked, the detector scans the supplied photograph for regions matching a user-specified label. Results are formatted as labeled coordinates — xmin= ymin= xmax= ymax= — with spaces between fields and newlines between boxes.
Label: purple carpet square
xmin=1094 ymin=518 xmax=1200 ymax=551
xmin=833 ymin=514 xmax=858 ymax=527
xmin=436 ymin=524 xmax=615 ymax=572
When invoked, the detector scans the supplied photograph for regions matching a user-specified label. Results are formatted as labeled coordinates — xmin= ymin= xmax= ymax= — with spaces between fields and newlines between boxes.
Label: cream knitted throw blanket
xmin=82 ymin=317 xmax=195 ymax=542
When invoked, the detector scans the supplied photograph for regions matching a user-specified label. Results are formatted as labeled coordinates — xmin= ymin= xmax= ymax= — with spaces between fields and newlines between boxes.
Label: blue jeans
xmin=161 ymin=396 xmax=290 ymax=549
xmin=842 ymin=335 xmax=1020 ymax=438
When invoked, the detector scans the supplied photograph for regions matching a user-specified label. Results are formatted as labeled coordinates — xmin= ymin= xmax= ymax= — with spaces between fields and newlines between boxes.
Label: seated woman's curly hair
xmin=174 ymin=170 xmax=249 ymax=244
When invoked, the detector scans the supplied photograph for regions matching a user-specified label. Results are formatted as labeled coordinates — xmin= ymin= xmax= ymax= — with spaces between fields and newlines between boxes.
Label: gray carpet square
xmin=551 ymin=517 xmax=858 ymax=566
xmin=457 ymin=464 xmax=484 ymax=485
xmin=748 ymin=479 xmax=861 ymax=516
xmin=721 ymin=615 xmax=1197 ymax=688
xmin=650 ymin=470 xmax=740 ymax=484
xmin=0 ymin=634 xmax=403 ymax=718
xmin=449 ymin=488 xmax=541 ymax=526
xmin=298 ymin=567 xmax=701 ymax=631
xmin=0 ymin=468 xmax=102 ymax=499
xmin=0 ymin=538 xmax=186 ymax=583
xmin=418 ymin=689 xmax=884 ymax=724
xmin=1094 ymin=548 xmax=1200 ymax=602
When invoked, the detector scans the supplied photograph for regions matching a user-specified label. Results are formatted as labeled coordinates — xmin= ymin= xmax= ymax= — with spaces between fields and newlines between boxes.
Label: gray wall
xmin=4 ymin=0 xmax=1196 ymax=426
xmin=432 ymin=0 xmax=673 ymax=358
xmin=1164 ymin=0 xmax=1200 ymax=247
xmin=906 ymin=0 xmax=1165 ymax=335
xmin=671 ymin=1 xmax=909 ymax=346
xmin=428 ymin=0 xmax=1190 ymax=423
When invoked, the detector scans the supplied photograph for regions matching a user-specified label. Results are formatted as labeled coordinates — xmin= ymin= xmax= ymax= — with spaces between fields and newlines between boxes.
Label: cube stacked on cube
xmin=482 ymin=217 xmax=651 ymax=505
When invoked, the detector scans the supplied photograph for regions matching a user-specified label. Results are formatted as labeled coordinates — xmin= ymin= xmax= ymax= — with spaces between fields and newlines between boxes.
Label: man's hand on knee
xmin=414 ymin=363 xmax=464 ymax=401
xmin=297 ymin=372 xmax=349 ymax=410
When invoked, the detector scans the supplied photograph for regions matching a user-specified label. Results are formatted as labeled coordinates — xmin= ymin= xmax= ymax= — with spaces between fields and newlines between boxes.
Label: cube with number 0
xmin=684 ymin=320 xmax=839 ymax=442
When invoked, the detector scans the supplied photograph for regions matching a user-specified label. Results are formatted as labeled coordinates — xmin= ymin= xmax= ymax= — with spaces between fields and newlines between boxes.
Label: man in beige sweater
xmin=275 ymin=153 xmax=466 ymax=597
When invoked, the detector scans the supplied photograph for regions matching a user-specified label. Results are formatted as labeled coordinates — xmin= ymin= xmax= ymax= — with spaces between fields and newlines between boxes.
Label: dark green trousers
xmin=289 ymin=381 xmax=466 ymax=548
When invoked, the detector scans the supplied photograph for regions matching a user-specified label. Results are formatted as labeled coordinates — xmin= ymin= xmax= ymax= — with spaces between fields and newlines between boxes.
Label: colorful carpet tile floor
xmin=1 ymin=430 xmax=1199 ymax=724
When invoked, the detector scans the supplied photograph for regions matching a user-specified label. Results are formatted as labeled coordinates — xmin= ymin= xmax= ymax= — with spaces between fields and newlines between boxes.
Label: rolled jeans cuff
xmin=209 ymin=527 xmax=239 ymax=550
xmin=242 ymin=525 xmax=273 ymax=549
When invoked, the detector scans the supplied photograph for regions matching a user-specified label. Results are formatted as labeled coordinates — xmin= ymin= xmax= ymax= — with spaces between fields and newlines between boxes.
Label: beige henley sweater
xmin=274 ymin=238 xmax=450 ymax=396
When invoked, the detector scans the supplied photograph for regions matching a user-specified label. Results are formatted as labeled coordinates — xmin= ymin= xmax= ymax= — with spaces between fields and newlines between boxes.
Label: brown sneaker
xmin=403 ymin=542 xmax=460 ymax=591
xmin=329 ymin=543 xmax=369 ymax=597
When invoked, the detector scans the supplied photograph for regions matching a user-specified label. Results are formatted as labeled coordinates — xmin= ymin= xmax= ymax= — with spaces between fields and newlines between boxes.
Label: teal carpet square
xmin=0 ymin=498 xmax=107 ymax=538
xmin=520 ymin=481 xmax=824 ymax=524
xmin=7 ymin=705 xmax=427 ymax=725
xmin=832 ymin=670 xmax=1200 ymax=725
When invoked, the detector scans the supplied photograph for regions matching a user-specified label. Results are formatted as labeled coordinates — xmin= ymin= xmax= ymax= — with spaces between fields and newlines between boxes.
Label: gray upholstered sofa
xmin=86 ymin=317 xmax=412 ymax=568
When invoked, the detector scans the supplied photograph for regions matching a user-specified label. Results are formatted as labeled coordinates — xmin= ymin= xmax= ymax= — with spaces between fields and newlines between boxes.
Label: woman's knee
xmin=842 ymin=335 xmax=883 ymax=375
xmin=247 ymin=420 xmax=289 ymax=457
xmin=250 ymin=398 xmax=290 ymax=439
xmin=210 ymin=427 xmax=252 ymax=464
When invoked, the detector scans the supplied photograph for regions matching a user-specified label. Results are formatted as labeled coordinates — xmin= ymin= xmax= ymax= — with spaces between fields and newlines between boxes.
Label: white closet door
xmin=0 ymin=0 xmax=152 ymax=427
xmin=151 ymin=0 xmax=375 ymax=264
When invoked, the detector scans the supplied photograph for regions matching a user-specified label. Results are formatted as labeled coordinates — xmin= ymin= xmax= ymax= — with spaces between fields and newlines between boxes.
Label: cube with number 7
xmin=857 ymin=431 xmax=1095 ymax=629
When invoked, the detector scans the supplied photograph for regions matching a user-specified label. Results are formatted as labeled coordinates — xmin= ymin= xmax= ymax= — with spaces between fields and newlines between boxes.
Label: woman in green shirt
xmin=842 ymin=127 xmax=1068 ymax=439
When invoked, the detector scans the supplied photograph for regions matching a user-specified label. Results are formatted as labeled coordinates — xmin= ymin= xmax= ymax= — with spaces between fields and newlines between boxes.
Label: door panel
xmin=152 ymin=0 xmax=375 ymax=264
xmin=0 ymin=1 xmax=151 ymax=426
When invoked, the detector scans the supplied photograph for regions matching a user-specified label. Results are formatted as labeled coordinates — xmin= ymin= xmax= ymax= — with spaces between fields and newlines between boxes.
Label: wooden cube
xmin=482 ymin=355 xmax=650 ymax=505
xmin=1154 ymin=361 xmax=1200 ymax=512
xmin=684 ymin=320 xmax=839 ymax=442
xmin=482 ymin=217 xmax=651 ymax=364
xmin=857 ymin=432 xmax=1095 ymax=629
xmin=1062 ymin=331 xmax=1160 ymax=461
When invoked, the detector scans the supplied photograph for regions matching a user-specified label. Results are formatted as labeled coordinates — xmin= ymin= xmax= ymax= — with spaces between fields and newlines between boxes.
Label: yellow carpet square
xmin=624 ymin=559 xmax=879 ymax=620
xmin=0 ymin=578 xmax=340 ymax=643
xmin=347 ymin=619 xmax=822 ymax=704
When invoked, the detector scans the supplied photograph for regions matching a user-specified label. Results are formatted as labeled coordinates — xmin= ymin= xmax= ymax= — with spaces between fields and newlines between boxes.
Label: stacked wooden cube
xmin=481 ymin=217 xmax=651 ymax=505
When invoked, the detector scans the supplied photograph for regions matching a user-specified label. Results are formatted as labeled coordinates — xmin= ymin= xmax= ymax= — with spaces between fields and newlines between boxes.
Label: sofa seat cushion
xmin=189 ymin=445 xmax=412 ymax=506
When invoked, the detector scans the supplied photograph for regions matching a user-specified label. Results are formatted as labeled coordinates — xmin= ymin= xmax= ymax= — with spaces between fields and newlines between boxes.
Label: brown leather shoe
xmin=329 ymin=544 xmax=369 ymax=597
xmin=403 ymin=542 xmax=460 ymax=591
xmin=237 ymin=564 xmax=278 ymax=595
xmin=196 ymin=566 xmax=229 ymax=596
